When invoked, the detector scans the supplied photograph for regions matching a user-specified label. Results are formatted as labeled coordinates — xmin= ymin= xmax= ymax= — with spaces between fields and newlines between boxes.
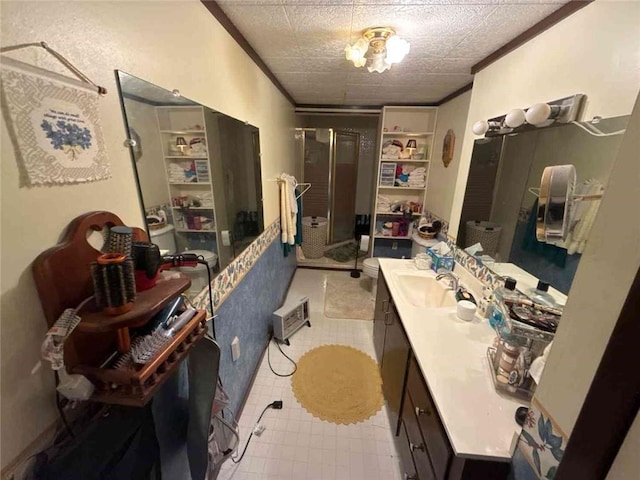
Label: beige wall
xmin=425 ymin=90 xmax=471 ymax=222
xmin=0 ymin=0 xmax=295 ymax=469
xmin=534 ymin=92 xmax=640 ymax=436
xmin=449 ymin=0 xmax=640 ymax=239
xmin=443 ymin=0 xmax=640 ymax=450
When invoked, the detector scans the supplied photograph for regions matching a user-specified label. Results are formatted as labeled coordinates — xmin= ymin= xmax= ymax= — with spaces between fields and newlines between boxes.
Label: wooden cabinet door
xmin=382 ymin=305 xmax=411 ymax=436
xmin=407 ymin=358 xmax=452 ymax=480
xmin=373 ymin=272 xmax=390 ymax=365
xmin=403 ymin=394 xmax=437 ymax=480
xmin=396 ymin=420 xmax=419 ymax=480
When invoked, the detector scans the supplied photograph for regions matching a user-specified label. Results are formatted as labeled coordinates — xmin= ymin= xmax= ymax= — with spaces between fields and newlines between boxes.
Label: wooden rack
xmin=32 ymin=211 xmax=207 ymax=406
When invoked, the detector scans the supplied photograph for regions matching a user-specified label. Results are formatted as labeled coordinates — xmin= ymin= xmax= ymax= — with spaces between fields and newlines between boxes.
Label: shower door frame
xmin=297 ymin=127 xmax=334 ymax=243
xmin=297 ymin=128 xmax=360 ymax=244
xmin=330 ymin=130 xmax=360 ymax=244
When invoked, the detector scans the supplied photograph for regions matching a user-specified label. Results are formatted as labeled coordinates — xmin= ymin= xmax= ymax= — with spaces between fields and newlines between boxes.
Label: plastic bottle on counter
xmin=489 ymin=277 xmax=520 ymax=329
xmin=526 ymin=281 xmax=558 ymax=308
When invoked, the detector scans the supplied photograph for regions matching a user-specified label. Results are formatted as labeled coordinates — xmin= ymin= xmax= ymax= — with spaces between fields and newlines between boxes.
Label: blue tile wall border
xmin=420 ymin=210 xmax=502 ymax=289
xmin=514 ymin=397 xmax=568 ymax=480
xmin=192 ymin=220 xmax=296 ymax=416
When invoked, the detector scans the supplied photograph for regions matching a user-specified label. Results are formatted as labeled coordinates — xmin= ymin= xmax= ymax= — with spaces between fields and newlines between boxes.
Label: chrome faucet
xmin=436 ymin=270 xmax=459 ymax=292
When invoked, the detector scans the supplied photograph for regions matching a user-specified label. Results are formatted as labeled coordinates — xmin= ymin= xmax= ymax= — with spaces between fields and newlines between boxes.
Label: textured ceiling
xmin=217 ymin=0 xmax=569 ymax=105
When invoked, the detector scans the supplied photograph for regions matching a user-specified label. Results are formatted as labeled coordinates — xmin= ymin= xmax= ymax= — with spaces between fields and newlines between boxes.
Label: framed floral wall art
xmin=0 ymin=56 xmax=111 ymax=185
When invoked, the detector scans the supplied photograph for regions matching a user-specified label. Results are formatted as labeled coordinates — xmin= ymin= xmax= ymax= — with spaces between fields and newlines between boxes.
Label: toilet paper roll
xmin=360 ymin=235 xmax=370 ymax=252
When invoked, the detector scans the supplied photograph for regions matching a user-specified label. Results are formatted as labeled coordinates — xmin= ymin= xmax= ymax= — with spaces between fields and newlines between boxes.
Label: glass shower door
xmin=299 ymin=129 xmax=332 ymax=241
xmin=331 ymin=131 xmax=360 ymax=244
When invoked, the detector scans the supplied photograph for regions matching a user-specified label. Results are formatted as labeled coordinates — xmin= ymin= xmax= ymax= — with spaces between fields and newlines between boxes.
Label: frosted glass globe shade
xmin=505 ymin=109 xmax=526 ymax=128
xmin=472 ymin=120 xmax=489 ymax=135
xmin=526 ymin=103 xmax=552 ymax=125
xmin=386 ymin=36 xmax=410 ymax=64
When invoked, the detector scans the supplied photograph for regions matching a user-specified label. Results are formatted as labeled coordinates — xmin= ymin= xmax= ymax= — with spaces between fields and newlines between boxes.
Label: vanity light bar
xmin=472 ymin=94 xmax=586 ymax=137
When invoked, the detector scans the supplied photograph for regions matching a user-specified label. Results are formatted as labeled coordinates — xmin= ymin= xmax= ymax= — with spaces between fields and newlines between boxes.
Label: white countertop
xmin=379 ymin=258 xmax=522 ymax=462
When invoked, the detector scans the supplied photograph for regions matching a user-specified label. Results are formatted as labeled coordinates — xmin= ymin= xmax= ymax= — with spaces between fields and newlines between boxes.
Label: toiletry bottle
xmin=526 ymin=281 xmax=557 ymax=308
xmin=489 ymin=278 xmax=519 ymax=328
xmin=478 ymin=287 xmax=493 ymax=319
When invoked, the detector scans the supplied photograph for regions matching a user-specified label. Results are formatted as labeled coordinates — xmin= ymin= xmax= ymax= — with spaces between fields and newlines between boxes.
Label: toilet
xmin=362 ymin=233 xmax=439 ymax=300
xmin=149 ymin=224 xmax=218 ymax=296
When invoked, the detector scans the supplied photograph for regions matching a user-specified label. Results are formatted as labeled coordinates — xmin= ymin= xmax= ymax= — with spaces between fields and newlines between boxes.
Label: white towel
xmin=279 ymin=173 xmax=298 ymax=215
xmin=563 ymin=180 xmax=603 ymax=254
xmin=280 ymin=181 xmax=288 ymax=243
xmin=279 ymin=173 xmax=296 ymax=244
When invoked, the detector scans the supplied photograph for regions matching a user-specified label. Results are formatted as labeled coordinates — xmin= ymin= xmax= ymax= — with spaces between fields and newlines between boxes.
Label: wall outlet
xmin=392 ymin=241 xmax=398 ymax=250
xmin=231 ymin=336 xmax=240 ymax=361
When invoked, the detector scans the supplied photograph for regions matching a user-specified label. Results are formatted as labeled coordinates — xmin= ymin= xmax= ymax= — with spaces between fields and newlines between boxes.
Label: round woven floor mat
xmin=291 ymin=345 xmax=383 ymax=424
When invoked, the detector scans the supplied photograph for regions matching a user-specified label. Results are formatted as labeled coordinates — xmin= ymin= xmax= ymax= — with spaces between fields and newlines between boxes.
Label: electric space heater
xmin=272 ymin=296 xmax=311 ymax=345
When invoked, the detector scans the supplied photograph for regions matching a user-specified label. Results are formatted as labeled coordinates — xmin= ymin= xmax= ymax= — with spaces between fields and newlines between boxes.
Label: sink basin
xmin=395 ymin=274 xmax=457 ymax=308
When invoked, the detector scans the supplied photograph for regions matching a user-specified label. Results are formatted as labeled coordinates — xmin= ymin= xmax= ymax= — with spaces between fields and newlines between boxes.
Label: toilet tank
xmin=149 ymin=224 xmax=177 ymax=253
xmin=411 ymin=233 xmax=438 ymax=258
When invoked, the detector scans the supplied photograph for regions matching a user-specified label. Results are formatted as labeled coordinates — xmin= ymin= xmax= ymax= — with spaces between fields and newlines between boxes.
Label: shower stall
xmin=295 ymin=128 xmax=360 ymax=246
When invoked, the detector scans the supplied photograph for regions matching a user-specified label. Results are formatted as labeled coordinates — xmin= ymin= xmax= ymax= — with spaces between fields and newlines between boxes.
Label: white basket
xmin=465 ymin=221 xmax=502 ymax=256
xmin=301 ymin=216 xmax=327 ymax=259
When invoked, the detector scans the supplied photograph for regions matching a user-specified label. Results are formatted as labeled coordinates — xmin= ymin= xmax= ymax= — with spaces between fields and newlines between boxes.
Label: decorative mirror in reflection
xmin=457 ymin=115 xmax=628 ymax=298
xmin=116 ymin=71 xmax=264 ymax=296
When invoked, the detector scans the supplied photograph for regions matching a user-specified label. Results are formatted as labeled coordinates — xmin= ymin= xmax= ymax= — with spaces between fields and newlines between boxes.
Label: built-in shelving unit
xmin=156 ymin=106 xmax=218 ymax=252
xmin=372 ymin=106 xmax=438 ymax=256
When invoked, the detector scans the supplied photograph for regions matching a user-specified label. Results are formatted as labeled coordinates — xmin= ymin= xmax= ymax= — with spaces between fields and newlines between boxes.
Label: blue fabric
xmin=521 ymin=199 xmax=568 ymax=268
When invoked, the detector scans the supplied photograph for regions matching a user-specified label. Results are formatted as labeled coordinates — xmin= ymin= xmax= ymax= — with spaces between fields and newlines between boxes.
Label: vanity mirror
xmin=457 ymin=115 xmax=629 ymax=296
xmin=116 ymin=71 xmax=264 ymax=295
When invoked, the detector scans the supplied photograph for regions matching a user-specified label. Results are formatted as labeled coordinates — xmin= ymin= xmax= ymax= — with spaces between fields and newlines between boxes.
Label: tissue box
xmin=426 ymin=247 xmax=454 ymax=272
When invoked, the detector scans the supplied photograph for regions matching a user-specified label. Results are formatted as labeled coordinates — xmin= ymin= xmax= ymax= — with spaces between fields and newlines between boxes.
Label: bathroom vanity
xmin=374 ymin=259 xmax=521 ymax=480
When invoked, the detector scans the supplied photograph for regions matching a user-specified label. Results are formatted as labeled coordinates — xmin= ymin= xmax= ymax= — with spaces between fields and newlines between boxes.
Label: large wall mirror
xmin=457 ymin=115 xmax=629 ymax=300
xmin=116 ymin=71 xmax=264 ymax=294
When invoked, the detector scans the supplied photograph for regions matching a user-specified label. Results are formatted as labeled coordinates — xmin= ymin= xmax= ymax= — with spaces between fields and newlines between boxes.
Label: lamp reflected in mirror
xmin=406 ymin=139 xmax=417 ymax=155
xmin=176 ymin=136 xmax=187 ymax=155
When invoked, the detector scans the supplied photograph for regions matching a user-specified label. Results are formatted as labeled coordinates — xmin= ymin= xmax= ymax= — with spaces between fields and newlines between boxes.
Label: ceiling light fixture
xmin=345 ymin=27 xmax=410 ymax=73
xmin=471 ymin=94 xmax=586 ymax=137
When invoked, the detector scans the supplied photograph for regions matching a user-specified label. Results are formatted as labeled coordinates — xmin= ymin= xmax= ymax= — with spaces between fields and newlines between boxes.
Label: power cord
xmin=230 ymin=400 xmax=283 ymax=463
xmin=267 ymin=335 xmax=297 ymax=378
xmin=196 ymin=255 xmax=216 ymax=340
xmin=53 ymin=371 xmax=74 ymax=438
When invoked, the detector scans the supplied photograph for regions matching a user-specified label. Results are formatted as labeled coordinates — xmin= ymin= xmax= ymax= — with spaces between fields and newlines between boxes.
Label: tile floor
xmin=218 ymin=268 xmax=402 ymax=480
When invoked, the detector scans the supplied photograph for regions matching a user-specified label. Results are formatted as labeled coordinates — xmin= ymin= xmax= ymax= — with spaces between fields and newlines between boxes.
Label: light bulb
xmin=385 ymin=36 xmax=410 ymax=64
xmin=345 ymin=38 xmax=369 ymax=67
xmin=525 ymin=103 xmax=552 ymax=125
xmin=345 ymin=45 xmax=362 ymax=61
xmin=505 ymin=109 xmax=526 ymax=128
xmin=472 ymin=120 xmax=489 ymax=135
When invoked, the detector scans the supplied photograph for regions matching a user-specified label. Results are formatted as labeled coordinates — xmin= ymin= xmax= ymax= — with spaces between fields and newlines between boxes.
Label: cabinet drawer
xmin=403 ymin=394 xmax=436 ymax=480
xmin=395 ymin=420 xmax=419 ymax=480
xmin=407 ymin=358 xmax=452 ymax=480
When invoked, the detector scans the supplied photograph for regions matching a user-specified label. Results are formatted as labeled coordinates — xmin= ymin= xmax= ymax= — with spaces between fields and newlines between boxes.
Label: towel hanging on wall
xmin=0 ymin=48 xmax=111 ymax=185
